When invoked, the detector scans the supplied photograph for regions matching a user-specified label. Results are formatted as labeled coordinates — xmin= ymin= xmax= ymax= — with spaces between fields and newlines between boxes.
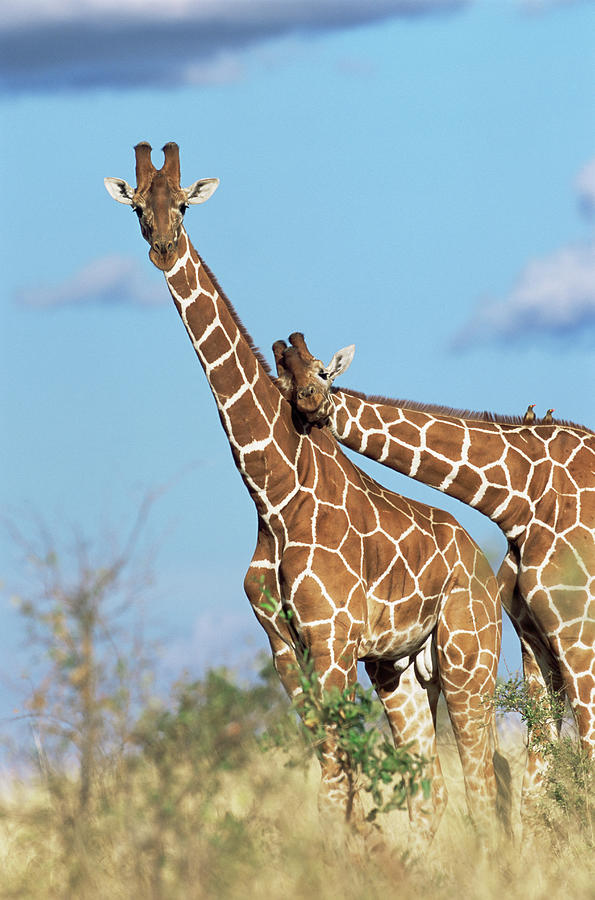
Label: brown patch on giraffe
xmin=426 ymin=420 xmax=466 ymax=458
xmin=358 ymin=404 xmax=384 ymax=432
xmin=504 ymin=445 xmax=532 ymax=484
xmin=196 ymin=324 xmax=229 ymax=366
xmin=230 ymin=397 xmax=271 ymax=442
xmin=335 ymin=527 xmax=366 ymax=574
xmin=292 ymin=574 xmax=336 ymax=623
xmin=483 ymin=464 xmax=509 ymax=488
xmin=548 ymin=589 xmax=590 ymax=627
xmin=363 ymin=531 xmax=404 ymax=587
xmin=439 ymin=637 xmax=466 ymax=669
xmin=333 ymin=609 xmax=363 ymax=647
xmin=527 ymin=460 xmax=553 ymax=497
xmin=301 ymin=620 xmax=333 ymax=651
xmin=367 ymin=433 xmax=411 ymax=468
xmin=552 ymin=465 xmax=583 ymax=499
xmin=188 ymin=240 xmax=200 ymax=265
xmin=210 ymin=365 xmax=245 ymax=404
xmin=185 ymin=257 xmax=198 ymax=291
xmin=168 ymin=265 xmax=194 ymax=299
xmin=466 ymin=436 xmax=506 ymax=469
xmin=554 ymin=496 xmax=579 ymax=532
xmin=286 ymin=495 xmax=319 ymax=543
xmin=220 ymin=307 xmax=241 ymax=346
xmin=456 ymin=466 xmax=485 ymax=500
xmin=566 ymin=448 xmax=595 ymax=491
xmin=522 ymin=523 xmax=559 ymax=565
xmin=550 ymin=431 xmax=582 ymax=466
xmin=385 ymin=419 xmax=422 ymax=451
xmin=476 ymin=485 xmax=511 ymax=518
xmin=197 ymin=262 xmax=214 ymax=294
xmin=523 ymin=590 xmax=563 ymax=638
xmin=373 ymin=554 xmax=416 ymax=602
xmin=315 ymin=505 xmax=350 ymax=550
xmin=542 ymin=546 xmax=589 ymax=589
xmin=370 ymin=559 xmax=422 ymax=616
xmin=246 ymin=442 xmax=296 ymax=499
xmin=238 ymin=345 xmax=258 ymax=383
xmin=565 ymin=525 xmax=595 ymax=570
xmin=343 ymin=484 xmax=380 ymax=534
xmin=177 ymin=230 xmax=188 ymax=258
xmin=198 ymin=256 xmax=273 ymax=377
xmin=431 ymin=518 xmax=462 ymax=560
xmin=423 ymin=451 xmax=461 ymax=486
xmin=312 ymin=546 xmax=356 ymax=593
xmin=293 ymin=445 xmax=318 ymax=491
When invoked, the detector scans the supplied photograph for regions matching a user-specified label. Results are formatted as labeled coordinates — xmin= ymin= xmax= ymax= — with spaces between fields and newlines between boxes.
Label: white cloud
xmin=16 ymin=255 xmax=165 ymax=308
xmin=453 ymin=158 xmax=595 ymax=350
xmin=576 ymin=157 xmax=595 ymax=219
xmin=452 ymin=241 xmax=595 ymax=349
xmin=0 ymin=0 xmax=467 ymax=93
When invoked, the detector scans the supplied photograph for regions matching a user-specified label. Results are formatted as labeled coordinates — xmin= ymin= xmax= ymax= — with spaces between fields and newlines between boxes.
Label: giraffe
xmin=104 ymin=142 xmax=507 ymax=841
xmin=274 ymin=331 xmax=595 ymax=810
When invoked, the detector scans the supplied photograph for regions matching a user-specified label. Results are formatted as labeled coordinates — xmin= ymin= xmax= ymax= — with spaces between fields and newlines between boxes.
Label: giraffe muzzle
xmin=296 ymin=385 xmax=325 ymax=416
xmin=297 ymin=385 xmax=316 ymax=400
xmin=152 ymin=239 xmax=175 ymax=256
xmin=149 ymin=242 xmax=178 ymax=272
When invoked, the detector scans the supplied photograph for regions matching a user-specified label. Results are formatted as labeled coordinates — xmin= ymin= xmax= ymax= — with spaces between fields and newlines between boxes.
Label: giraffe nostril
xmin=298 ymin=385 xmax=315 ymax=399
xmin=167 ymin=241 xmax=174 ymax=252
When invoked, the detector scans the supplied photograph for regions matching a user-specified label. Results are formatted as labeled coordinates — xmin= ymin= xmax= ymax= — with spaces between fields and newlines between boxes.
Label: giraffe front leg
xmin=366 ymin=659 xmax=445 ymax=847
xmin=244 ymin=563 xmax=303 ymax=701
xmin=305 ymin=636 xmax=363 ymax=829
xmin=248 ymin=563 xmax=364 ymax=831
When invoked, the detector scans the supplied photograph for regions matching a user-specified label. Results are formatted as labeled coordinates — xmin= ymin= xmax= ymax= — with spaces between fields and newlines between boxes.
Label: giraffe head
xmin=273 ymin=332 xmax=354 ymax=425
xmin=104 ymin=142 xmax=219 ymax=271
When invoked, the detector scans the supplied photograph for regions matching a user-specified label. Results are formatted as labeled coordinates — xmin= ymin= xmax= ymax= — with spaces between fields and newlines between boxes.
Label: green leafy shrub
xmin=494 ymin=674 xmax=593 ymax=845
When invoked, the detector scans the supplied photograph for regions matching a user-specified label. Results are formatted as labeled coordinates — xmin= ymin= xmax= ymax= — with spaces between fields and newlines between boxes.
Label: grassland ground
xmin=0 ymin=703 xmax=592 ymax=900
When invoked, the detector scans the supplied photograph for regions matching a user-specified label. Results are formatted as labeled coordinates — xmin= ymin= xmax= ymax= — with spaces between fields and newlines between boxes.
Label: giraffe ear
xmin=104 ymin=177 xmax=135 ymax=205
xmin=324 ymin=345 xmax=355 ymax=383
xmin=184 ymin=178 xmax=220 ymax=205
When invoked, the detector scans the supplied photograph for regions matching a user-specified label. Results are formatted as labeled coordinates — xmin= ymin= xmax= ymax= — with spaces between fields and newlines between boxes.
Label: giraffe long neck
xmin=164 ymin=229 xmax=298 ymax=515
xmin=327 ymin=389 xmax=583 ymax=539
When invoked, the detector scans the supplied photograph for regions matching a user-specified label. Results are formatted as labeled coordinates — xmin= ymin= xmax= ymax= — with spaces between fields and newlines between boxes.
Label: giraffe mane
xmin=337 ymin=387 xmax=594 ymax=435
xmin=198 ymin=256 xmax=273 ymax=378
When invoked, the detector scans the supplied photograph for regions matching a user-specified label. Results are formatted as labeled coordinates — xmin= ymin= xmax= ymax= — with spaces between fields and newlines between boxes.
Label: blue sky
xmin=1 ymin=0 xmax=594 ymax=719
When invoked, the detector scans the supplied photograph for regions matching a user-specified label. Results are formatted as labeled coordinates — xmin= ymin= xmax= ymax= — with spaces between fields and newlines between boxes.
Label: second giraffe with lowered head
xmin=274 ymin=331 xmax=595 ymax=815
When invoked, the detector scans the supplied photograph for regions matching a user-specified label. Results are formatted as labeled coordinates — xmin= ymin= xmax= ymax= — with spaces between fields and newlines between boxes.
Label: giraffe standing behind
xmin=275 ymin=332 xmax=595 ymax=811
xmin=105 ymin=142 xmax=508 ymax=841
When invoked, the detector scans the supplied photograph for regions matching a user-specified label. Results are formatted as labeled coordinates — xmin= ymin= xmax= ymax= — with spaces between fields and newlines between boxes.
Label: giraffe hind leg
xmin=366 ymin=659 xmax=447 ymax=845
xmin=436 ymin=578 xmax=502 ymax=833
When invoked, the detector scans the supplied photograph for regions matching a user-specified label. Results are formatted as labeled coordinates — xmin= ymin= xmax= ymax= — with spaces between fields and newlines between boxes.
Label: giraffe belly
xmin=358 ymin=593 xmax=438 ymax=661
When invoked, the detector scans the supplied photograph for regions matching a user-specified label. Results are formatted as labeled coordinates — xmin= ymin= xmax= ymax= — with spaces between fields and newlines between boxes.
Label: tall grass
xmin=1 ymin=532 xmax=592 ymax=898
xmin=1 ymin=660 xmax=593 ymax=899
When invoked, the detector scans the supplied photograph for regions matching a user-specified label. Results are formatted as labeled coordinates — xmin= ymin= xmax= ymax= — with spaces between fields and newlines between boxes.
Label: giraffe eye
xmin=319 ymin=370 xmax=329 ymax=380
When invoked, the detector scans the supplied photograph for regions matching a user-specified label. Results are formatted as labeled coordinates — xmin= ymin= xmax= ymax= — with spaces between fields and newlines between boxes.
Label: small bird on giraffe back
xmin=543 ymin=408 xmax=555 ymax=424
xmin=523 ymin=404 xmax=536 ymax=424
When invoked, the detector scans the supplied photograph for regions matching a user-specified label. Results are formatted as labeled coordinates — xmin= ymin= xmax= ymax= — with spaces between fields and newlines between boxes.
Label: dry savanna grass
xmin=2 ymin=537 xmax=592 ymax=898
xmin=0 ymin=693 xmax=592 ymax=900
